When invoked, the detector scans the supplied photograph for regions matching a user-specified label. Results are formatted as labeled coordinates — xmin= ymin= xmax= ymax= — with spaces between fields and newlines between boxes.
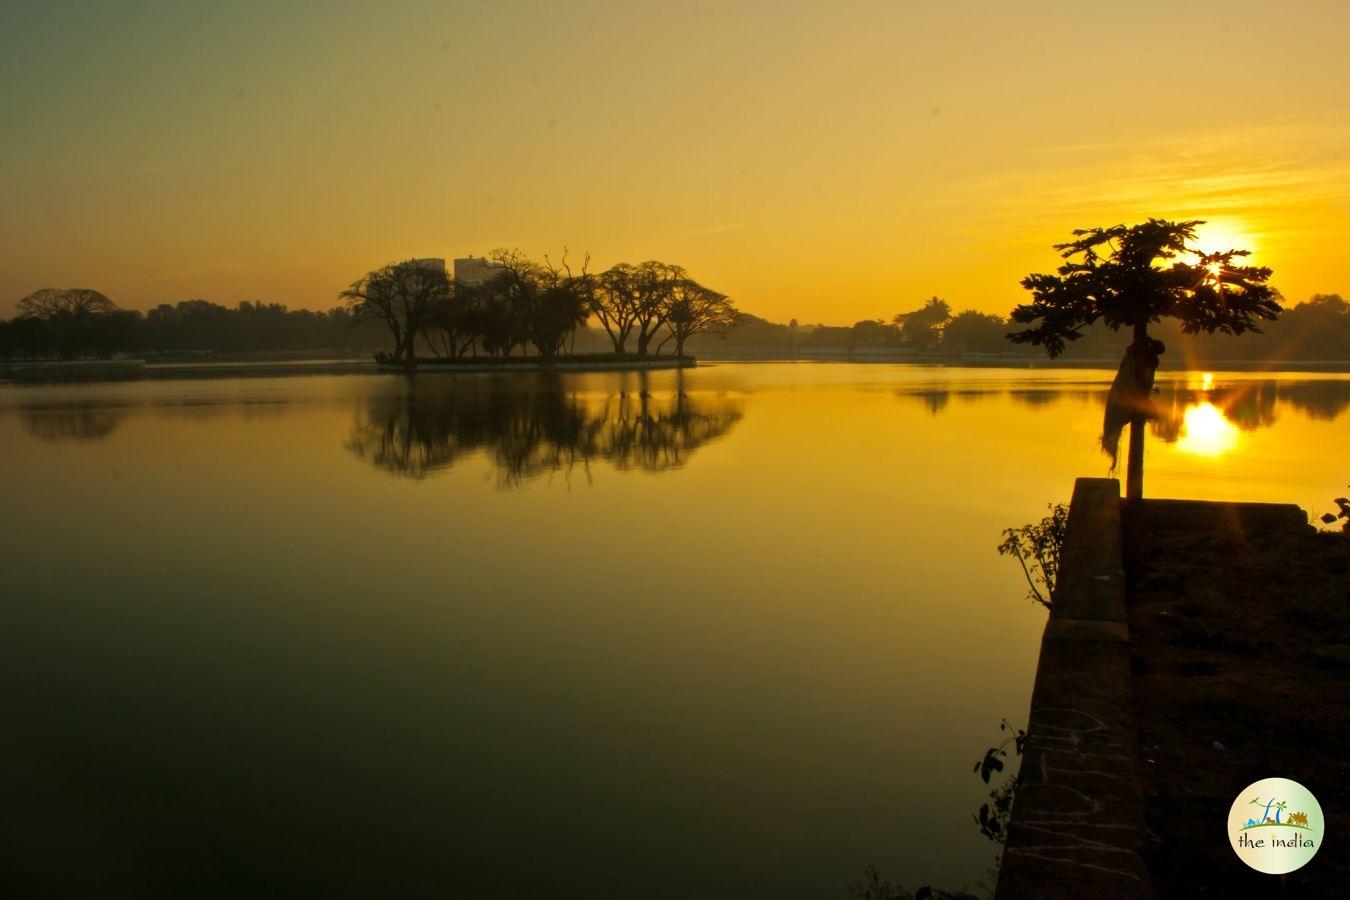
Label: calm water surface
xmin=2 ymin=363 xmax=1347 ymax=898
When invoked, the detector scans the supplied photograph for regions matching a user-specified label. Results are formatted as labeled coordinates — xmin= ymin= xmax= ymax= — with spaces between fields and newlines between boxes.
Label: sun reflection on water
xmin=1175 ymin=401 xmax=1240 ymax=457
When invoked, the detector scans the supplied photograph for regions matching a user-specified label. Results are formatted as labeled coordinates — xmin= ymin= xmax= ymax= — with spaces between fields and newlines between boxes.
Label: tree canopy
xmin=943 ymin=310 xmax=1008 ymax=353
xmin=16 ymin=288 xmax=119 ymax=359
xmin=1009 ymin=219 xmax=1281 ymax=358
xmin=340 ymin=259 xmax=451 ymax=363
xmin=893 ymin=296 xmax=952 ymax=351
xmin=660 ymin=280 xmax=737 ymax=356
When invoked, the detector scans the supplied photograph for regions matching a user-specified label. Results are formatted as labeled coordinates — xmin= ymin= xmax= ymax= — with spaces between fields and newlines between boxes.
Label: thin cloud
xmin=679 ymin=222 xmax=748 ymax=240
xmin=950 ymin=122 xmax=1350 ymax=238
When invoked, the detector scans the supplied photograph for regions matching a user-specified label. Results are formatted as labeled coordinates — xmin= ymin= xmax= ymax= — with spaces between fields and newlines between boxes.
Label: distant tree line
xmin=795 ymin=297 xmax=1004 ymax=353
xmin=695 ymin=293 xmax=1350 ymax=362
xmin=3 ymin=278 xmax=1347 ymax=364
xmin=0 ymin=291 xmax=388 ymax=360
xmin=690 ymin=297 xmax=1024 ymax=356
xmin=340 ymin=251 xmax=738 ymax=365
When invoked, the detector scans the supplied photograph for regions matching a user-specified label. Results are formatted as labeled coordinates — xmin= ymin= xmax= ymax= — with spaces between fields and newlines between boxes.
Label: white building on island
xmin=453 ymin=257 xmax=500 ymax=286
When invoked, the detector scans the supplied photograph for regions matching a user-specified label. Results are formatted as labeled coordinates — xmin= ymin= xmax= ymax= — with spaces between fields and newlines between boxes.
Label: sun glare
xmin=1191 ymin=220 xmax=1257 ymax=260
xmin=1175 ymin=401 xmax=1239 ymax=457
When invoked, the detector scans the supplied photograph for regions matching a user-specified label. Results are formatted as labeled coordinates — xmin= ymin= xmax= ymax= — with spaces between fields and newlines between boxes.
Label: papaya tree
xmin=1008 ymin=219 xmax=1280 ymax=500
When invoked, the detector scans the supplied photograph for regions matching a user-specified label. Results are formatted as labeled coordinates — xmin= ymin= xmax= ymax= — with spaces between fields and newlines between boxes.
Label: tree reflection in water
xmin=20 ymin=403 xmax=125 ymax=441
xmin=1149 ymin=379 xmax=1350 ymax=445
xmin=894 ymin=377 xmax=1350 ymax=451
xmin=347 ymin=372 xmax=743 ymax=485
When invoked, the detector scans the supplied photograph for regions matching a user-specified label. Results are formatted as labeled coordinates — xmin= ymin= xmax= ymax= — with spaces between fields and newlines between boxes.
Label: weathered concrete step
xmin=1051 ymin=478 xmax=1128 ymax=623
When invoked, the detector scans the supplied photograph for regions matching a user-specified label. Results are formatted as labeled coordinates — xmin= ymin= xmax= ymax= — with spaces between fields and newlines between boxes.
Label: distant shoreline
xmin=2 ymin=353 xmax=1348 ymax=384
xmin=374 ymin=353 xmax=696 ymax=373
xmin=692 ymin=348 xmax=1350 ymax=370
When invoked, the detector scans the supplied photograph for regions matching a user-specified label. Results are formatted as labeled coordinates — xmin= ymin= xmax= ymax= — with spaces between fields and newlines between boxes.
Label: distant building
xmin=411 ymin=258 xmax=446 ymax=274
xmin=454 ymin=257 xmax=499 ymax=286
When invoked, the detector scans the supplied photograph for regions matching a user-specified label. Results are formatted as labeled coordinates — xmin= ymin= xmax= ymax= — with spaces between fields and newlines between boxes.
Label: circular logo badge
xmin=1228 ymin=777 xmax=1324 ymax=874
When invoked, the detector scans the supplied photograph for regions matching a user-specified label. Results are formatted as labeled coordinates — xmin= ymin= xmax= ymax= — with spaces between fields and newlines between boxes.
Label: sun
xmin=1175 ymin=401 xmax=1240 ymax=457
xmin=1190 ymin=220 xmax=1258 ymax=259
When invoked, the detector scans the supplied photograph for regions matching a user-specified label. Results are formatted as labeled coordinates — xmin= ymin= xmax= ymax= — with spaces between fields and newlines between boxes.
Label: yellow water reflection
xmin=1175 ymin=401 xmax=1240 ymax=457
xmin=0 ymin=365 xmax=1347 ymax=898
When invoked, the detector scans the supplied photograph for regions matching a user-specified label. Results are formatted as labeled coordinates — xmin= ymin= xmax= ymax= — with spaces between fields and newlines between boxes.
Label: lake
xmin=2 ymin=362 xmax=1347 ymax=898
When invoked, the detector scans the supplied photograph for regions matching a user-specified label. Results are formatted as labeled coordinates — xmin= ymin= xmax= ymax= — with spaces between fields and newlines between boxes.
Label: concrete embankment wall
xmin=995 ymin=477 xmax=1153 ymax=900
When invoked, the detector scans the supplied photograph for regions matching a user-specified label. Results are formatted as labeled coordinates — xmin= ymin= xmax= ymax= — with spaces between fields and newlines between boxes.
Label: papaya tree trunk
xmin=1125 ymin=320 xmax=1149 ymax=503
xmin=1126 ymin=405 xmax=1146 ymax=501
xmin=1123 ymin=320 xmax=1154 ymax=579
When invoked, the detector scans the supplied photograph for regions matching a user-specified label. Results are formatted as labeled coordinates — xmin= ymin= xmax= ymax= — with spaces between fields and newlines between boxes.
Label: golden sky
xmin=3 ymin=1 xmax=1349 ymax=323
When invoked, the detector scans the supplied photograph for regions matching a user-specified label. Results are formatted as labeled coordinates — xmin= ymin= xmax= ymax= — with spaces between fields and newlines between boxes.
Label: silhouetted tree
xmin=1010 ymin=219 xmax=1280 ymax=499
xmin=423 ymin=285 xmax=475 ymax=359
xmin=1280 ymin=293 xmax=1350 ymax=359
xmin=144 ymin=300 xmax=231 ymax=350
xmin=851 ymin=318 xmax=902 ymax=347
xmin=631 ymin=261 xmax=685 ymax=356
xmin=528 ymin=250 xmax=593 ymax=358
xmin=133 ymin=299 xmax=385 ymax=353
xmin=0 ymin=314 xmax=53 ymax=359
xmin=16 ymin=288 xmax=119 ymax=359
xmin=453 ymin=277 xmax=521 ymax=357
xmin=942 ymin=310 xmax=1007 ymax=354
xmin=659 ymin=280 xmax=737 ymax=356
xmin=89 ymin=309 xmax=144 ymax=355
xmin=683 ymin=312 xmax=794 ymax=352
xmin=340 ymin=259 xmax=450 ymax=364
xmin=477 ymin=250 xmax=544 ymax=357
xmin=592 ymin=264 xmax=641 ymax=353
xmin=893 ymin=296 xmax=951 ymax=351
xmin=803 ymin=324 xmax=856 ymax=349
